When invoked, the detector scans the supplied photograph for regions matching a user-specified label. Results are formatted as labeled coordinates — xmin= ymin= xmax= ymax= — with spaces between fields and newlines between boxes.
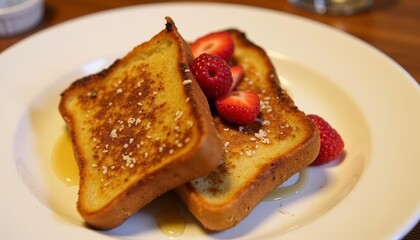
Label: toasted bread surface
xmin=59 ymin=17 xmax=222 ymax=230
xmin=176 ymin=30 xmax=320 ymax=231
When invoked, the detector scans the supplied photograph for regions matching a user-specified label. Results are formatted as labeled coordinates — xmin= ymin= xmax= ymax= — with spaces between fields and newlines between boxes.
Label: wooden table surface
xmin=1 ymin=0 xmax=419 ymax=238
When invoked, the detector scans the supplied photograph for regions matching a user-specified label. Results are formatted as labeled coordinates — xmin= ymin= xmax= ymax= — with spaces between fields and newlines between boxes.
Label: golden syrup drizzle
xmin=265 ymin=169 xmax=308 ymax=201
xmin=154 ymin=193 xmax=186 ymax=238
xmin=51 ymin=132 xmax=79 ymax=186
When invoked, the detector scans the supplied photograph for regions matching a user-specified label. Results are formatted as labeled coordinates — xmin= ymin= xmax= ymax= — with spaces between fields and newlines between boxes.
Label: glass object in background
xmin=289 ymin=0 xmax=374 ymax=15
xmin=0 ymin=0 xmax=44 ymax=37
xmin=0 ymin=0 xmax=26 ymax=8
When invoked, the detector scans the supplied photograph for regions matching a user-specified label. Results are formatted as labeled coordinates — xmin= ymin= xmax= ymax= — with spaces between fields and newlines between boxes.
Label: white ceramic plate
xmin=0 ymin=3 xmax=419 ymax=239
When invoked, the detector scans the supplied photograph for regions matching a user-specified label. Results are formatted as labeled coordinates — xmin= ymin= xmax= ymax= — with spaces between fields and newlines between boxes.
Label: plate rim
xmin=0 ymin=2 xmax=419 ymax=239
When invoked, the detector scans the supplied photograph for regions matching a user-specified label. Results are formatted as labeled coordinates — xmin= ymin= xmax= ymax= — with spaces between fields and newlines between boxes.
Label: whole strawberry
xmin=307 ymin=114 xmax=344 ymax=165
xmin=191 ymin=53 xmax=233 ymax=99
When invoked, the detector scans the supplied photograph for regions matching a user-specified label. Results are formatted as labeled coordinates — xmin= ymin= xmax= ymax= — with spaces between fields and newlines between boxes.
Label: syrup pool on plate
xmin=51 ymin=131 xmax=79 ymax=186
xmin=154 ymin=193 xmax=187 ymax=238
xmin=265 ymin=169 xmax=309 ymax=201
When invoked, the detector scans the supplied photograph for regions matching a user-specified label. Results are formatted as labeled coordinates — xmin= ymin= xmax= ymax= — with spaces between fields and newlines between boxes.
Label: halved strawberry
xmin=190 ymin=32 xmax=234 ymax=62
xmin=229 ymin=65 xmax=244 ymax=92
xmin=215 ymin=90 xmax=260 ymax=125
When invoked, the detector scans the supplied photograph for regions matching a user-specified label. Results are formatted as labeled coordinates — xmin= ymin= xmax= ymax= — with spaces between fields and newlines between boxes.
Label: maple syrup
xmin=51 ymin=132 xmax=79 ymax=186
xmin=155 ymin=206 xmax=186 ymax=237
xmin=153 ymin=193 xmax=186 ymax=237
xmin=265 ymin=169 xmax=308 ymax=201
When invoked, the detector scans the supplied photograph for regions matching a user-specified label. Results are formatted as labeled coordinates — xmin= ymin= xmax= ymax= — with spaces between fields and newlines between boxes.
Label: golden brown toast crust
xmin=176 ymin=30 xmax=320 ymax=231
xmin=59 ymin=17 xmax=222 ymax=230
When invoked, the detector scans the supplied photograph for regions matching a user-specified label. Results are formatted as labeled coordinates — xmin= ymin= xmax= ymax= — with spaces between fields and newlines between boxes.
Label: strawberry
xmin=307 ymin=114 xmax=345 ymax=165
xmin=229 ymin=65 xmax=244 ymax=92
xmin=190 ymin=32 xmax=234 ymax=61
xmin=191 ymin=53 xmax=233 ymax=99
xmin=215 ymin=90 xmax=260 ymax=125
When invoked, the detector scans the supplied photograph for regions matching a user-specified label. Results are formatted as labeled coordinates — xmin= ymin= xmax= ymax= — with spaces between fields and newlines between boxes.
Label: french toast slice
xmin=175 ymin=30 xmax=321 ymax=231
xmin=58 ymin=17 xmax=222 ymax=230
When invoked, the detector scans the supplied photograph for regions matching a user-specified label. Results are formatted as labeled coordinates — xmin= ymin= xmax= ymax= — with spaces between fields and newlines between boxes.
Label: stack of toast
xmin=59 ymin=17 xmax=320 ymax=231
